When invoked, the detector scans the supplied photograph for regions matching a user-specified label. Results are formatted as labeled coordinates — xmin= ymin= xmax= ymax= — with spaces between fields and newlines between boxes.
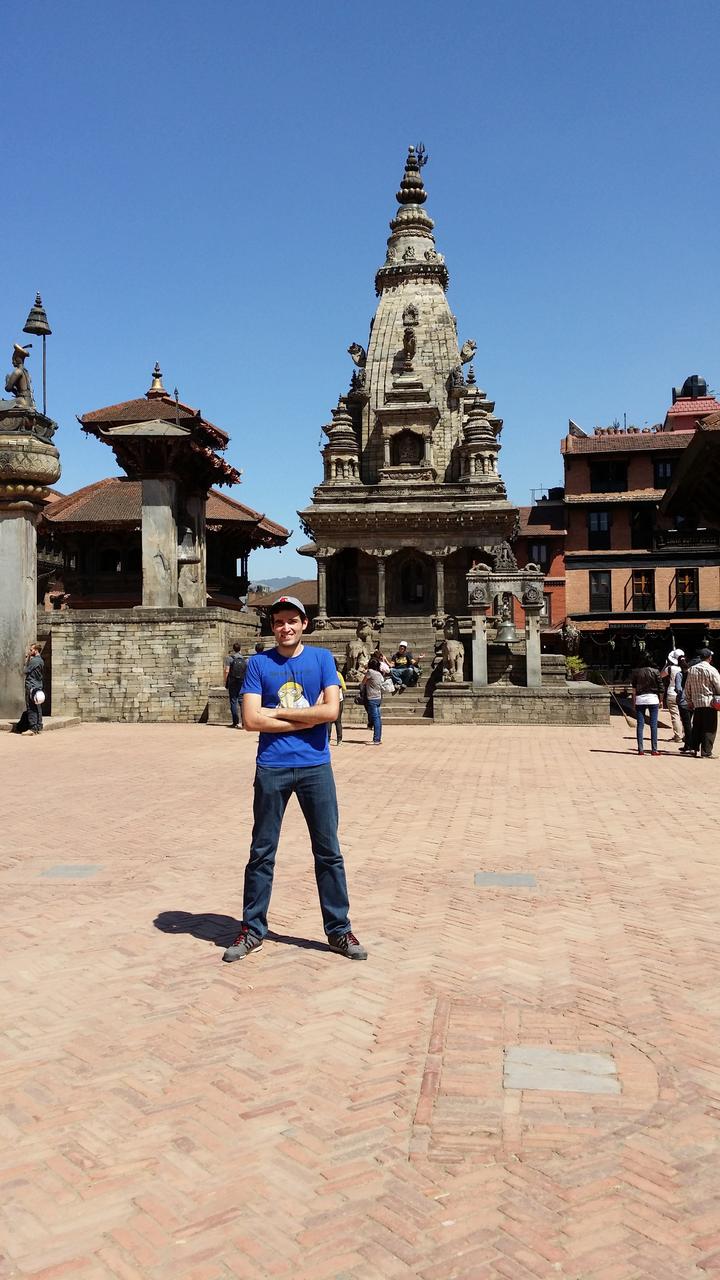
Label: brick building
xmin=512 ymin=487 xmax=566 ymax=639
xmin=561 ymin=375 xmax=720 ymax=675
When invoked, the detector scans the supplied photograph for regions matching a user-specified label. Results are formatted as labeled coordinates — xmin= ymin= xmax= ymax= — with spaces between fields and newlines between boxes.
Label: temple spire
xmin=396 ymin=145 xmax=427 ymax=206
xmin=375 ymin=145 xmax=448 ymax=295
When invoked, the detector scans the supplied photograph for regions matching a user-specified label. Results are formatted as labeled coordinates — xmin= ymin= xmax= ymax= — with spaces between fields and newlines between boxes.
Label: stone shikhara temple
xmin=299 ymin=146 xmax=516 ymax=624
xmin=298 ymin=148 xmax=606 ymax=724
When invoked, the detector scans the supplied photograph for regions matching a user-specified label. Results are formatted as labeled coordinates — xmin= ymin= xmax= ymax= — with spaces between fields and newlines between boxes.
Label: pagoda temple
xmin=298 ymin=146 xmax=518 ymax=627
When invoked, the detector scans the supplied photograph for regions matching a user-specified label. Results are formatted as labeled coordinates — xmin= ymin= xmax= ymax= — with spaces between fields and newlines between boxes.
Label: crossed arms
xmin=242 ymin=686 xmax=340 ymax=734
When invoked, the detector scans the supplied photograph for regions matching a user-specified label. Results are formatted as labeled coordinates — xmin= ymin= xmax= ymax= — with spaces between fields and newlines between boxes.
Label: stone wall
xmin=432 ymin=682 xmax=609 ymax=725
xmin=49 ymin=608 xmax=259 ymax=722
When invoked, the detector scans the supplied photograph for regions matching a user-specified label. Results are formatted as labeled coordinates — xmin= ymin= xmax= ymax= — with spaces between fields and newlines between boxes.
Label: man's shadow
xmin=153 ymin=911 xmax=328 ymax=952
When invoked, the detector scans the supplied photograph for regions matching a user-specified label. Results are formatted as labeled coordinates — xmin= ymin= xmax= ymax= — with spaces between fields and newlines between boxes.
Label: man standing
xmin=684 ymin=647 xmax=720 ymax=759
xmin=223 ymin=641 xmax=247 ymax=729
xmin=223 ymin=595 xmax=367 ymax=963
xmin=24 ymin=643 xmax=44 ymax=734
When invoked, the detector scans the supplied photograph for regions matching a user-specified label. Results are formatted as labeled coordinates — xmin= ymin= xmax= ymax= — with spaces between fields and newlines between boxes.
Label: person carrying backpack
xmin=224 ymin=642 xmax=248 ymax=729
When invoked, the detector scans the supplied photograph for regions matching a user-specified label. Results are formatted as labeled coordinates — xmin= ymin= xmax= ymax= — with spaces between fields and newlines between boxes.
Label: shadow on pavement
xmin=153 ymin=910 xmax=242 ymax=947
xmin=153 ymin=911 xmax=329 ymax=953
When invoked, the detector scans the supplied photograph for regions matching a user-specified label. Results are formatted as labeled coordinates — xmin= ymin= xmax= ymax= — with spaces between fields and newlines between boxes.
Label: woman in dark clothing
xmin=631 ymin=661 xmax=664 ymax=755
xmin=24 ymin=643 xmax=45 ymax=735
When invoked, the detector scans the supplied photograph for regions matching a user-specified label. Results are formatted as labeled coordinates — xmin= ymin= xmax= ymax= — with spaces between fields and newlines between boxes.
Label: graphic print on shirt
xmin=277 ymin=680 xmax=310 ymax=710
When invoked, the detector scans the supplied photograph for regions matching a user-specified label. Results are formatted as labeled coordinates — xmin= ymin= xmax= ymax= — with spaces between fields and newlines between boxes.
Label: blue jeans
xmin=228 ymin=685 xmax=242 ymax=726
xmin=243 ymin=763 xmax=351 ymax=940
xmin=366 ymin=698 xmax=382 ymax=742
xmin=635 ymin=704 xmax=658 ymax=752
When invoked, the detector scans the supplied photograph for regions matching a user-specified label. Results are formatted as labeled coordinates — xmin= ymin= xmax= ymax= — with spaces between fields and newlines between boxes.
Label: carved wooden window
xmin=587 ymin=509 xmax=611 ymax=550
xmin=676 ymin=568 xmax=698 ymax=612
xmin=654 ymin=458 xmax=674 ymax=487
xmin=632 ymin=570 xmax=655 ymax=612
xmin=589 ymin=571 xmax=611 ymax=612
xmin=391 ymin=430 xmax=423 ymax=466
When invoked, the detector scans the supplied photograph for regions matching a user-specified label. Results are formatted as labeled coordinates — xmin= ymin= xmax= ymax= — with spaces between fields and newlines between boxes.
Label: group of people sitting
xmin=631 ymin=645 xmax=720 ymax=758
xmin=344 ymin=641 xmax=424 ymax=746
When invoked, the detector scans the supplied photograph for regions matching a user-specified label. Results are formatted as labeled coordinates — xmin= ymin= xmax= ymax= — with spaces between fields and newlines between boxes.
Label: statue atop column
xmin=0 ymin=331 xmax=61 ymax=720
xmin=0 ymin=343 xmax=57 ymax=440
xmin=4 ymin=344 xmax=35 ymax=408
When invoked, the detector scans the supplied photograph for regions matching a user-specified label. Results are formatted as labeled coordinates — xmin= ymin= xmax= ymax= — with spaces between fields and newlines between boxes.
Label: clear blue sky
xmin=4 ymin=0 xmax=719 ymax=581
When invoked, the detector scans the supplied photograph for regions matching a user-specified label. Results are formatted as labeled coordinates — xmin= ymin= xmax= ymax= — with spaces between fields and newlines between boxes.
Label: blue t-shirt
xmin=242 ymin=646 xmax=339 ymax=768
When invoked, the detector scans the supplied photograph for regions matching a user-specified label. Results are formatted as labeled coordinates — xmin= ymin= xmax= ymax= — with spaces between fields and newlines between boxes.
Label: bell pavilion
xmin=298 ymin=146 xmax=518 ymax=629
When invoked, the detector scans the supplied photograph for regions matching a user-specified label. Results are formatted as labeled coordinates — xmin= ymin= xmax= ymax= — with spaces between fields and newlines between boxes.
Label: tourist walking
xmin=631 ymin=660 xmax=664 ymax=756
xmin=362 ymin=654 xmax=384 ymax=745
xmin=663 ymin=648 xmax=684 ymax=743
xmin=24 ymin=643 xmax=45 ymax=735
xmin=223 ymin=595 xmax=367 ymax=963
xmin=684 ymin=647 xmax=720 ymax=759
xmin=676 ymin=656 xmax=694 ymax=753
xmin=223 ymin=641 xmax=247 ymax=729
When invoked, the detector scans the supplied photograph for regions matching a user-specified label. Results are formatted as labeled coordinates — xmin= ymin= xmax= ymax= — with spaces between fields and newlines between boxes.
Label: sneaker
xmin=222 ymin=926 xmax=263 ymax=963
xmin=651 ymin=750 xmax=661 ymax=756
xmin=327 ymin=931 xmax=368 ymax=960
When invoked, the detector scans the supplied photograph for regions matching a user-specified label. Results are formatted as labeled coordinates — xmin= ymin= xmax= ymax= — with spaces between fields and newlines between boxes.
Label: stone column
xmin=316 ymin=556 xmax=328 ymax=626
xmin=0 ymin=423 xmax=61 ymax=718
xmin=524 ymin=606 xmax=542 ymax=688
xmin=177 ymin=491 xmax=207 ymax=608
xmin=0 ymin=511 xmax=37 ymax=717
xmin=141 ymin=478 xmax=178 ymax=607
xmin=435 ymin=557 xmax=445 ymax=615
xmin=376 ymin=556 xmax=386 ymax=621
xmin=471 ymin=608 xmax=489 ymax=686
xmin=383 ymin=436 xmax=391 ymax=467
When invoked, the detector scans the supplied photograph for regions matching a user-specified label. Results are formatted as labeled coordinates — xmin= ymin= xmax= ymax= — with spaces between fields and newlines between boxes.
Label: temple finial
xmin=396 ymin=145 xmax=427 ymax=206
xmin=147 ymin=362 xmax=166 ymax=398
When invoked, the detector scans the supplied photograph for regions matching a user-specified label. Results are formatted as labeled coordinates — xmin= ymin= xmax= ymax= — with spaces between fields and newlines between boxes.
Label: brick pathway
xmin=1 ymin=718 xmax=718 ymax=1278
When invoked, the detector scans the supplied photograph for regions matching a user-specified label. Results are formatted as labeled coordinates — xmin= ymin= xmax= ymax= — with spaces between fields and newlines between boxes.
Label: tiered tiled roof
xmin=41 ymin=478 xmax=288 ymax=544
xmin=81 ymin=391 xmax=229 ymax=448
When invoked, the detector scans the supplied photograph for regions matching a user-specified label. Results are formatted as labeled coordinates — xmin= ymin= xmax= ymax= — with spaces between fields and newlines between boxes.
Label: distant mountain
xmin=247 ymin=576 xmax=305 ymax=593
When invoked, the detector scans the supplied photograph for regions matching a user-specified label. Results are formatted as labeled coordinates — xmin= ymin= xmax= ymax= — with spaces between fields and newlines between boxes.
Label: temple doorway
xmin=327 ymin=548 xmax=359 ymax=615
xmin=387 ymin=550 xmax=433 ymax=614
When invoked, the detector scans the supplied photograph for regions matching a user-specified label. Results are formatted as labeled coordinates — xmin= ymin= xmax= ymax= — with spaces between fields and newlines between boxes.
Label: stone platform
xmin=0 ymin=715 xmax=80 ymax=733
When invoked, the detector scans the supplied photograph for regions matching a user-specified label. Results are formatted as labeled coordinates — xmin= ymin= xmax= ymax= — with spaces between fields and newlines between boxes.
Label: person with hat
xmin=663 ymin=648 xmax=685 ymax=744
xmin=222 ymin=595 xmax=367 ymax=963
xmin=684 ymin=648 xmax=720 ymax=759
xmin=391 ymin=640 xmax=422 ymax=690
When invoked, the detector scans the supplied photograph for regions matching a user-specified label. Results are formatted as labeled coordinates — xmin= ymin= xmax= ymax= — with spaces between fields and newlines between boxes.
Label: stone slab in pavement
xmin=1 ymin=716 xmax=719 ymax=1279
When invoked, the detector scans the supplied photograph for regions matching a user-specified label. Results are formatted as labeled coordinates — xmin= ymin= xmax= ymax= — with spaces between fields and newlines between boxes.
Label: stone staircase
xmin=343 ymin=682 xmax=434 ymax=726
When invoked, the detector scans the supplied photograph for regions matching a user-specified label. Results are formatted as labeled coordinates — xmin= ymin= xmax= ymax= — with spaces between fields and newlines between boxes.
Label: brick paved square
xmin=1 ymin=718 xmax=718 ymax=1278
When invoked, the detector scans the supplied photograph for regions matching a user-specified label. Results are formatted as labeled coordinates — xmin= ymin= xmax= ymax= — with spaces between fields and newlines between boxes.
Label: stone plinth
xmin=0 ymin=423 xmax=61 ymax=718
xmin=0 ymin=511 xmax=37 ymax=717
xmin=49 ymin=608 xmax=259 ymax=723
xmin=432 ymin=682 xmax=609 ymax=725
